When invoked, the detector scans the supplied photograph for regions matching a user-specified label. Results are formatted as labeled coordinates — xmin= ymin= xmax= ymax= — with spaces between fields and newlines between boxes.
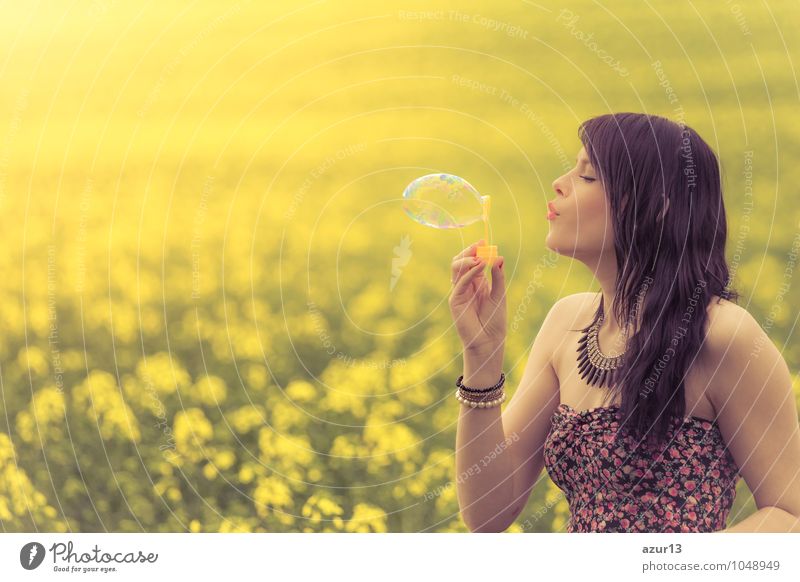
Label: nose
xmin=552 ymin=174 xmax=567 ymax=197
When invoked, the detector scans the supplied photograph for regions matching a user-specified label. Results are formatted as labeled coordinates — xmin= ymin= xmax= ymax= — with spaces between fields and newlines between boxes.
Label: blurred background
xmin=1 ymin=0 xmax=798 ymax=532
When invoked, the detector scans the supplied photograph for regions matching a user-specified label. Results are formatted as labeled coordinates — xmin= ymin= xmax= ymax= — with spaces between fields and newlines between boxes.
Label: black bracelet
xmin=456 ymin=372 xmax=505 ymax=393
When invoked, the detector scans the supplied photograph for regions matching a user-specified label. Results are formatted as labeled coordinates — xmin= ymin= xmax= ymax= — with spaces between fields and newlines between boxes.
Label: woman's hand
xmin=448 ymin=239 xmax=507 ymax=353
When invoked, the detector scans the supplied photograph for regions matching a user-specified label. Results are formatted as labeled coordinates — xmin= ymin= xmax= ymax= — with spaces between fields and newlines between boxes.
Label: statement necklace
xmin=576 ymin=308 xmax=628 ymax=388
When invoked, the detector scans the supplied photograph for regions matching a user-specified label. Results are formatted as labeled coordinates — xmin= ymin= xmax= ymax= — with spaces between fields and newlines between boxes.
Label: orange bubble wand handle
xmin=476 ymin=195 xmax=498 ymax=271
xmin=483 ymin=195 xmax=490 ymax=245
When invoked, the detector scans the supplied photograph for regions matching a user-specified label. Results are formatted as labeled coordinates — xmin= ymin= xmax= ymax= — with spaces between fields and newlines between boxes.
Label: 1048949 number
xmin=733 ymin=560 xmax=780 ymax=571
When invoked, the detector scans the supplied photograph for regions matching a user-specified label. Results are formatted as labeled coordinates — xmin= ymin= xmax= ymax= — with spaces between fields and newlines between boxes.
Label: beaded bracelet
xmin=455 ymin=372 xmax=506 ymax=408
xmin=456 ymin=372 xmax=505 ymax=392
xmin=458 ymin=386 xmax=504 ymax=400
xmin=456 ymin=389 xmax=506 ymax=408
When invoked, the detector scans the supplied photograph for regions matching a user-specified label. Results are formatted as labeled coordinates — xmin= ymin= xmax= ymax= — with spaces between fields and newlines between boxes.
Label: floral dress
xmin=543 ymin=403 xmax=741 ymax=532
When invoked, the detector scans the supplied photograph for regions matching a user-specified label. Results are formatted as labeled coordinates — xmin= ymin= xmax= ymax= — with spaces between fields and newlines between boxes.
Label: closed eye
xmin=580 ymin=176 xmax=596 ymax=182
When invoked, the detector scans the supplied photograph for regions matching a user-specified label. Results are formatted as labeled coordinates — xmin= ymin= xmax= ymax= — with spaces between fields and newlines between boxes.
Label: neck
xmin=592 ymin=255 xmax=626 ymax=335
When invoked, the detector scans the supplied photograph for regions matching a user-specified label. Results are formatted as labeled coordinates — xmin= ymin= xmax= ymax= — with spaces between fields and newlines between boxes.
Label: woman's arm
xmin=706 ymin=305 xmax=800 ymax=532
xmin=455 ymin=345 xmax=512 ymax=532
xmin=455 ymin=296 xmax=569 ymax=532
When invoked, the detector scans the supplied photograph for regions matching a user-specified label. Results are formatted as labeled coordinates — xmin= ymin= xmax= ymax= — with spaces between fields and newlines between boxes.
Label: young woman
xmin=448 ymin=112 xmax=800 ymax=533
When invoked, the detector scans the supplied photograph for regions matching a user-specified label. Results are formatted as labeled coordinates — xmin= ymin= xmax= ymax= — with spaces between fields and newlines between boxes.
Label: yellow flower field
xmin=1 ymin=0 xmax=798 ymax=532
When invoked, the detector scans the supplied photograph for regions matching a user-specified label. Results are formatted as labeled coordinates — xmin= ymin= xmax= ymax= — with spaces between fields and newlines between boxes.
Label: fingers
xmin=451 ymin=256 xmax=480 ymax=284
xmin=451 ymin=260 xmax=485 ymax=298
xmin=451 ymin=240 xmax=487 ymax=284
xmin=453 ymin=239 xmax=485 ymax=262
xmin=489 ymin=256 xmax=506 ymax=303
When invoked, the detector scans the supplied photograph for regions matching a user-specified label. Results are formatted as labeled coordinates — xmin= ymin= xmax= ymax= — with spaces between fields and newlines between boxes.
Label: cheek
xmin=578 ymin=190 xmax=613 ymax=239
xmin=576 ymin=190 xmax=609 ymax=222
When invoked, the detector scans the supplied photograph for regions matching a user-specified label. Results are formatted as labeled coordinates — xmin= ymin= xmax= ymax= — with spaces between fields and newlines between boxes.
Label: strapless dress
xmin=543 ymin=403 xmax=741 ymax=532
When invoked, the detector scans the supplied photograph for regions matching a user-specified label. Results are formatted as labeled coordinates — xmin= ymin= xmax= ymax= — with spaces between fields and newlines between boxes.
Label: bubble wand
xmin=401 ymin=173 xmax=499 ymax=283
xmin=476 ymin=195 xmax=498 ymax=274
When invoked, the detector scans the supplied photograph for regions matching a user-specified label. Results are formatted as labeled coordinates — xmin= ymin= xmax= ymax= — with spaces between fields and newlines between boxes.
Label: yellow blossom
xmin=174 ymin=408 xmax=213 ymax=461
xmin=15 ymin=386 xmax=66 ymax=444
xmin=345 ymin=503 xmax=388 ymax=533
xmin=136 ymin=352 xmax=191 ymax=395
xmin=73 ymin=371 xmax=141 ymax=442
xmin=191 ymin=374 xmax=228 ymax=406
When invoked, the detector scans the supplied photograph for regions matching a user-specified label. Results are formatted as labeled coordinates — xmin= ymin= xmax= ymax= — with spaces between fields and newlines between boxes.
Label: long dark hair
xmin=573 ymin=112 xmax=739 ymax=449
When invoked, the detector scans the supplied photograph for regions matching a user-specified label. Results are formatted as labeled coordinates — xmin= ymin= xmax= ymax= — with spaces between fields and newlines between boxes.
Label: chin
xmin=546 ymin=238 xmax=584 ymax=261
xmin=544 ymin=235 xmax=566 ymax=256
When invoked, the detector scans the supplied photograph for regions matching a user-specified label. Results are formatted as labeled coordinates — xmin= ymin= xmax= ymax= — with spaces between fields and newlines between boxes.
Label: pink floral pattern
xmin=543 ymin=403 xmax=740 ymax=532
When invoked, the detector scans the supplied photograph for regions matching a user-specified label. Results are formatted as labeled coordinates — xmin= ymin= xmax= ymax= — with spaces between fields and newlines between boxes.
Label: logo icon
xmin=390 ymin=234 xmax=413 ymax=292
xmin=20 ymin=542 xmax=46 ymax=570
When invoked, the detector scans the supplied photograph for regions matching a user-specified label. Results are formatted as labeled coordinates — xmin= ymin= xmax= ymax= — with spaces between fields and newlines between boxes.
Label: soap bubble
xmin=402 ymin=173 xmax=485 ymax=228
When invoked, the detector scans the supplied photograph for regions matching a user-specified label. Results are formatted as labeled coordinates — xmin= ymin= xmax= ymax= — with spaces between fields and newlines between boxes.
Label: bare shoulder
xmin=704 ymin=297 xmax=762 ymax=347
xmin=550 ymin=292 xmax=599 ymax=326
xmin=532 ymin=293 xmax=598 ymax=365
xmin=701 ymin=297 xmax=767 ymax=402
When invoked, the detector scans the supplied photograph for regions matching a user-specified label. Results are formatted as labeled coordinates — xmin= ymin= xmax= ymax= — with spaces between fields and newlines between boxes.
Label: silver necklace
xmin=576 ymin=308 xmax=627 ymax=388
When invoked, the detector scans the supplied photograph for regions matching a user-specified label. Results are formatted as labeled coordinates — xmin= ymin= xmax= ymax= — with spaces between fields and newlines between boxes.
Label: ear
xmin=656 ymin=196 xmax=670 ymax=222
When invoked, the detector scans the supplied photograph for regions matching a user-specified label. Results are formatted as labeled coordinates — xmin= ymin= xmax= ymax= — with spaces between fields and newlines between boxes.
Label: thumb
xmin=489 ymin=257 xmax=505 ymax=303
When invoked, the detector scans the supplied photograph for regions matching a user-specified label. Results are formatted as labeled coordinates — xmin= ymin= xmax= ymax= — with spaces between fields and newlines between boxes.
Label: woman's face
xmin=545 ymin=145 xmax=615 ymax=261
